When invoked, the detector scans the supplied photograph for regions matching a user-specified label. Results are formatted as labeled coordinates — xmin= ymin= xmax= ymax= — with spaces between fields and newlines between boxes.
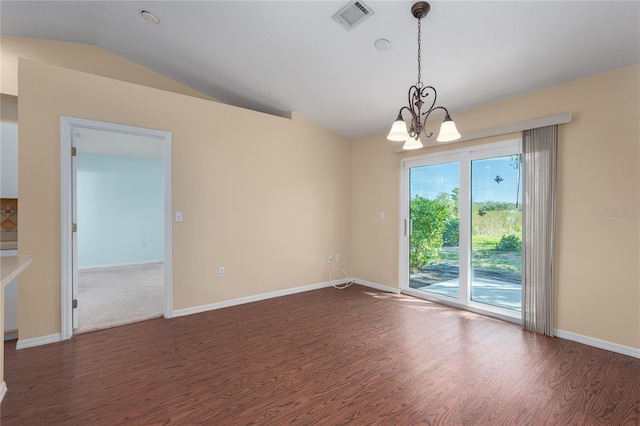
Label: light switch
xmin=380 ymin=211 xmax=386 ymax=220
xmin=175 ymin=212 xmax=183 ymax=222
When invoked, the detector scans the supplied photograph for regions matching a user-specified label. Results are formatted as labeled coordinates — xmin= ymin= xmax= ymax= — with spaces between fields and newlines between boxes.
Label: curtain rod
xmin=392 ymin=112 xmax=572 ymax=154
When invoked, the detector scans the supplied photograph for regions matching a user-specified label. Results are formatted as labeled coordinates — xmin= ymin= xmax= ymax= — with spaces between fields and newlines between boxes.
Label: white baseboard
xmin=555 ymin=329 xmax=640 ymax=359
xmin=172 ymin=278 xmax=402 ymax=318
xmin=16 ymin=333 xmax=61 ymax=350
xmin=78 ymin=260 xmax=163 ymax=271
xmin=354 ymin=278 xmax=401 ymax=294
xmin=172 ymin=281 xmax=335 ymax=318
xmin=0 ymin=381 xmax=7 ymax=403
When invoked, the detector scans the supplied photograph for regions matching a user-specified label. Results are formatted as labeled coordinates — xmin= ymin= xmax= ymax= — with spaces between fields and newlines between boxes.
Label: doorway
xmin=60 ymin=117 xmax=173 ymax=339
xmin=400 ymin=139 xmax=522 ymax=323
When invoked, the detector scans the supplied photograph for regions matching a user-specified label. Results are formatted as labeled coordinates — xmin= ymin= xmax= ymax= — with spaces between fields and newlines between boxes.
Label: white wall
xmin=77 ymin=153 xmax=164 ymax=268
xmin=1 ymin=122 xmax=18 ymax=198
xmin=1 ymin=117 xmax=19 ymax=338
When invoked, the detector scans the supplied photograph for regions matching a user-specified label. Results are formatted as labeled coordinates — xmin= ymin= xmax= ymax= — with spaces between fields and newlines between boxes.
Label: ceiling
xmin=2 ymin=1 xmax=639 ymax=140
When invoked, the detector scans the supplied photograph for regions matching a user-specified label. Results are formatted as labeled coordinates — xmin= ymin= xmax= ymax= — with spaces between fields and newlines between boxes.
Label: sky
xmin=410 ymin=155 xmax=522 ymax=204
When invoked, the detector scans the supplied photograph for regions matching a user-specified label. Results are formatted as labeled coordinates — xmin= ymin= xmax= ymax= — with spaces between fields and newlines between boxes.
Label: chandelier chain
xmin=417 ymin=18 xmax=422 ymax=87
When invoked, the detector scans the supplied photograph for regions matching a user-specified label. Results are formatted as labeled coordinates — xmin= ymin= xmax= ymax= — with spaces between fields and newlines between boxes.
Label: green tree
xmin=436 ymin=190 xmax=458 ymax=217
xmin=450 ymin=187 xmax=459 ymax=210
xmin=495 ymin=234 xmax=522 ymax=252
xmin=439 ymin=188 xmax=459 ymax=247
xmin=409 ymin=196 xmax=449 ymax=269
xmin=442 ymin=218 xmax=459 ymax=247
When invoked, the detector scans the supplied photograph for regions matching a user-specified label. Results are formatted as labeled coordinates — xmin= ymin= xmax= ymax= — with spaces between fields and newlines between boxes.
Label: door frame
xmin=399 ymin=139 xmax=522 ymax=324
xmin=60 ymin=117 xmax=173 ymax=340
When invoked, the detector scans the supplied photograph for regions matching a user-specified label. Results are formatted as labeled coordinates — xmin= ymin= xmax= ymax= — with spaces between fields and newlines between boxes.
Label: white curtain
xmin=522 ymin=125 xmax=557 ymax=336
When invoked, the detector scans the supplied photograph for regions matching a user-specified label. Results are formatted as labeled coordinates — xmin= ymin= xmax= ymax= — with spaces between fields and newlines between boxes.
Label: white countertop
xmin=1 ymin=255 xmax=32 ymax=287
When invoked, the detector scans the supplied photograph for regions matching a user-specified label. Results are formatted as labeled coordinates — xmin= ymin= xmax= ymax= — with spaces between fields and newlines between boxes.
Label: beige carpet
xmin=77 ymin=263 xmax=164 ymax=333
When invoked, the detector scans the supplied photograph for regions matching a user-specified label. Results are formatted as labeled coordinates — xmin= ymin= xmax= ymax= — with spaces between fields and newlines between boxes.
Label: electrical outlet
xmin=328 ymin=256 xmax=333 ymax=264
xmin=218 ymin=267 xmax=225 ymax=277
xmin=335 ymin=254 xmax=340 ymax=262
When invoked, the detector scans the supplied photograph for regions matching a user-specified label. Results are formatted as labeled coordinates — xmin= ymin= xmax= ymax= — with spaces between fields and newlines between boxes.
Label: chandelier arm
xmin=398 ymin=106 xmax=417 ymax=120
xmin=419 ymin=86 xmax=438 ymax=114
xmin=421 ymin=106 xmax=450 ymax=139
xmin=408 ymin=84 xmax=421 ymax=113
xmin=397 ymin=106 xmax=419 ymax=138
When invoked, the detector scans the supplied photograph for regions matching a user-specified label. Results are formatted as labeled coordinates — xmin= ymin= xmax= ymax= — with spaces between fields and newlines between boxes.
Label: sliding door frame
xmin=400 ymin=139 xmax=522 ymax=324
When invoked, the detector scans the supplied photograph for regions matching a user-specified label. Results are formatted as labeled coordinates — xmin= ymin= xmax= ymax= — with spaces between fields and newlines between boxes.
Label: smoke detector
xmin=332 ymin=1 xmax=375 ymax=31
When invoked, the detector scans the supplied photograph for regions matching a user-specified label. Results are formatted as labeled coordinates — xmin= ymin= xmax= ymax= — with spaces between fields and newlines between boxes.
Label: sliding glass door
xmin=401 ymin=140 xmax=522 ymax=320
xmin=409 ymin=162 xmax=460 ymax=299
xmin=470 ymin=155 xmax=522 ymax=311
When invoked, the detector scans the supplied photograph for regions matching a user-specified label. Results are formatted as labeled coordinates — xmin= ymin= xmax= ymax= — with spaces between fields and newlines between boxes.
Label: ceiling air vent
xmin=332 ymin=1 xmax=375 ymax=31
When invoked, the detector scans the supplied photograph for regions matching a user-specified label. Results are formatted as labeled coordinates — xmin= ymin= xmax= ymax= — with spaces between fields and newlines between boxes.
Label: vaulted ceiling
xmin=2 ymin=1 xmax=639 ymax=139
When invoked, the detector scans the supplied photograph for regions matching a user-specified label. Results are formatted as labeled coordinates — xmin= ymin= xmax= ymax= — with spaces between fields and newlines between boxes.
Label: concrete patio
xmin=410 ymin=262 xmax=522 ymax=311
xmin=411 ymin=277 xmax=521 ymax=311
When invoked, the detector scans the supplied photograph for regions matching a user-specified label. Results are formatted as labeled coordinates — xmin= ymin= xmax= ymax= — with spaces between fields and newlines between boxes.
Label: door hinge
xmin=72 ymin=147 xmax=77 ymax=156
xmin=72 ymin=299 xmax=78 ymax=309
xmin=72 ymin=223 xmax=77 ymax=232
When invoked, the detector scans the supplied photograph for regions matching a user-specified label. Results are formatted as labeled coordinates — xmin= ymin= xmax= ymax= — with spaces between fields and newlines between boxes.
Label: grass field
xmin=411 ymin=208 xmax=522 ymax=275
xmin=438 ymin=234 xmax=522 ymax=275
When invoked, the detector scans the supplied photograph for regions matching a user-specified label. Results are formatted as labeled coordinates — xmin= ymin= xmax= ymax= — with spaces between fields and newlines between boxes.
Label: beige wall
xmin=0 ymin=36 xmax=215 ymax=101
xmin=0 ymin=39 xmax=349 ymax=392
xmin=352 ymin=64 xmax=640 ymax=350
xmin=14 ymin=58 xmax=351 ymax=340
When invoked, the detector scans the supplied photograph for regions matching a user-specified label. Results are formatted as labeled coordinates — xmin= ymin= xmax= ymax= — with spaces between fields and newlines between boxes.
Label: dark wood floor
xmin=2 ymin=285 xmax=639 ymax=425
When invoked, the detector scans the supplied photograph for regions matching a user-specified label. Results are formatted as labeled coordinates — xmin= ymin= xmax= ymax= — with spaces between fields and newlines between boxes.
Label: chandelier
xmin=387 ymin=2 xmax=461 ymax=150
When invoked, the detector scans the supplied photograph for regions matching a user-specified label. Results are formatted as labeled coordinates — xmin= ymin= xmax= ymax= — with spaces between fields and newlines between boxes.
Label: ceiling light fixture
xmin=374 ymin=38 xmax=391 ymax=51
xmin=387 ymin=2 xmax=460 ymax=150
xmin=141 ymin=10 xmax=159 ymax=24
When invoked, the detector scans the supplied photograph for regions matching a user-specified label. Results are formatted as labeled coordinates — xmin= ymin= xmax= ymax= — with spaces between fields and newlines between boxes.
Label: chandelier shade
xmin=402 ymin=136 xmax=424 ymax=150
xmin=436 ymin=114 xmax=461 ymax=142
xmin=387 ymin=115 xmax=410 ymax=141
xmin=387 ymin=2 xmax=461 ymax=148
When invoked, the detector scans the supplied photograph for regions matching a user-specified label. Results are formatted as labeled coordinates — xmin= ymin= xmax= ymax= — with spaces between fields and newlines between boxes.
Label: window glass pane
xmin=470 ymin=155 xmax=522 ymax=311
xmin=409 ymin=162 xmax=460 ymax=299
